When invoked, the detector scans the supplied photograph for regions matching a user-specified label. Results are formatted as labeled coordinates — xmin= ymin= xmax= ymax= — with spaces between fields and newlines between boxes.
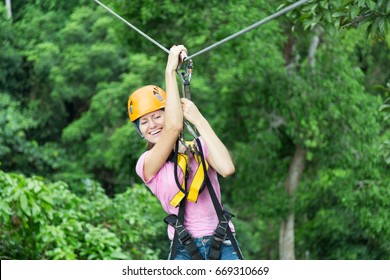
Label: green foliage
xmin=0 ymin=7 xmax=27 ymax=95
xmin=1 ymin=0 xmax=389 ymax=260
xmin=281 ymin=0 xmax=390 ymax=38
xmin=0 ymin=93 xmax=66 ymax=175
xmin=379 ymin=95 xmax=390 ymax=164
xmin=296 ymin=169 xmax=390 ymax=259
xmin=0 ymin=170 xmax=166 ymax=259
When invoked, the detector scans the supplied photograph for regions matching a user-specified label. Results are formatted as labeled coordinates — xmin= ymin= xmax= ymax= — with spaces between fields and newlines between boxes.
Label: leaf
xmin=31 ymin=203 xmax=41 ymax=217
xmin=332 ymin=12 xmax=346 ymax=18
xmin=0 ymin=201 xmax=12 ymax=216
xmin=366 ymin=0 xmax=376 ymax=10
xmin=276 ymin=3 xmax=287 ymax=11
xmin=40 ymin=194 xmax=53 ymax=206
xmin=358 ymin=0 xmax=366 ymax=8
xmin=19 ymin=193 xmax=30 ymax=216
xmin=110 ymin=250 xmax=131 ymax=260
xmin=350 ymin=5 xmax=361 ymax=19
xmin=378 ymin=18 xmax=385 ymax=33
xmin=379 ymin=104 xmax=390 ymax=112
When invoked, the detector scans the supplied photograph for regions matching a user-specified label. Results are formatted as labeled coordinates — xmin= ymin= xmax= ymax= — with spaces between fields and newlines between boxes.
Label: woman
xmin=128 ymin=45 xmax=242 ymax=260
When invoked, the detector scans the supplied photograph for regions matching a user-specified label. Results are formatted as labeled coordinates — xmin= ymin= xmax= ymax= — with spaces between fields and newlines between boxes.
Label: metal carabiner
xmin=177 ymin=53 xmax=193 ymax=100
xmin=176 ymin=52 xmax=198 ymax=141
xmin=177 ymin=53 xmax=192 ymax=81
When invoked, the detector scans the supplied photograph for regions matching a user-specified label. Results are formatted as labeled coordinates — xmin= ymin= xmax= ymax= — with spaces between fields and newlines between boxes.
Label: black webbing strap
xmin=195 ymin=138 xmax=244 ymax=260
xmin=166 ymin=138 xmax=243 ymax=260
xmin=166 ymin=202 xmax=182 ymax=260
xmin=173 ymin=140 xmax=186 ymax=194
xmin=208 ymin=210 xmax=233 ymax=260
xmin=168 ymin=140 xmax=185 ymax=260
xmin=165 ymin=212 xmax=204 ymax=260
xmin=166 ymin=140 xmax=203 ymax=260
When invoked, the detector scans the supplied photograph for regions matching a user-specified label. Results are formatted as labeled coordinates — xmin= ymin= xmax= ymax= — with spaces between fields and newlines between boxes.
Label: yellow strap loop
xmin=170 ymin=154 xmax=188 ymax=207
xmin=169 ymin=145 xmax=209 ymax=207
xmin=187 ymin=155 xmax=208 ymax=203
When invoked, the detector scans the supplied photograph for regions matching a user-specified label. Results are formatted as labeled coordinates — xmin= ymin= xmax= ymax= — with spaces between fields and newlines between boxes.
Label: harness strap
xmin=187 ymin=151 xmax=208 ymax=203
xmin=164 ymin=214 xmax=204 ymax=260
xmin=195 ymin=138 xmax=244 ymax=260
xmin=167 ymin=138 xmax=243 ymax=260
xmin=208 ymin=210 xmax=233 ymax=260
xmin=169 ymin=142 xmax=208 ymax=207
xmin=167 ymin=185 xmax=185 ymax=260
xmin=169 ymin=153 xmax=188 ymax=207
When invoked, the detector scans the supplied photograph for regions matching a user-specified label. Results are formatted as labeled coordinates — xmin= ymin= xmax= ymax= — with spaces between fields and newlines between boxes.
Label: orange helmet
xmin=128 ymin=85 xmax=166 ymax=122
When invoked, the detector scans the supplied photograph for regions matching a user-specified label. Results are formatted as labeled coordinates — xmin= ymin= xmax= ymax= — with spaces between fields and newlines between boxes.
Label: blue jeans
xmin=168 ymin=235 xmax=243 ymax=260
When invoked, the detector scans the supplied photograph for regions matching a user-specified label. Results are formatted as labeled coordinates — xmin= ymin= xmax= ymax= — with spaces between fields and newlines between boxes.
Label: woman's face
xmin=139 ymin=109 xmax=165 ymax=144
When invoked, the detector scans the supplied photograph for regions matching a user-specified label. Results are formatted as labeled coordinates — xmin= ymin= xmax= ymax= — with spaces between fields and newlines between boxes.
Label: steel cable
xmin=94 ymin=0 xmax=309 ymax=59
xmin=94 ymin=0 xmax=170 ymax=54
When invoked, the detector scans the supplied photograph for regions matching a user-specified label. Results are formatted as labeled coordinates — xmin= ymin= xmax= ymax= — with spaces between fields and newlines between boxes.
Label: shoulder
xmin=136 ymin=151 xmax=149 ymax=182
xmin=136 ymin=151 xmax=172 ymax=183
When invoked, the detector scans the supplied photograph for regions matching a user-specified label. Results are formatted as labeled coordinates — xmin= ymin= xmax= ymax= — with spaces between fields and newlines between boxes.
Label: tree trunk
xmin=279 ymin=26 xmax=321 ymax=260
xmin=5 ymin=0 xmax=12 ymax=19
xmin=279 ymin=144 xmax=306 ymax=259
xmin=308 ymin=25 xmax=322 ymax=70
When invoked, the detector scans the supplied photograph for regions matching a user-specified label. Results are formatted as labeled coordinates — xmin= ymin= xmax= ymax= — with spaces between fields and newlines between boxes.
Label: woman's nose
xmin=149 ymin=119 xmax=157 ymax=128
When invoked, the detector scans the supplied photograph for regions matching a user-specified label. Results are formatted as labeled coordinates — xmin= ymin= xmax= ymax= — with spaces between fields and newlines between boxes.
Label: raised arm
xmin=181 ymin=98 xmax=235 ymax=177
xmin=142 ymin=45 xmax=187 ymax=181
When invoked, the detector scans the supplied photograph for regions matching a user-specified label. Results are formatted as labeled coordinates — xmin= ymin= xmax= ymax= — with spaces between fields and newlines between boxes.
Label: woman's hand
xmin=166 ymin=45 xmax=187 ymax=74
xmin=181 ymin=98 xmax=203 ymax=126
xmin=181 ymin=98 xmax=235 ymax=177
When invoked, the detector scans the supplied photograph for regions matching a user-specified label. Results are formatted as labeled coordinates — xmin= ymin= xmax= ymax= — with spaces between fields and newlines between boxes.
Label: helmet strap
xmin=133 ymin=120 xmax=144 ymax=138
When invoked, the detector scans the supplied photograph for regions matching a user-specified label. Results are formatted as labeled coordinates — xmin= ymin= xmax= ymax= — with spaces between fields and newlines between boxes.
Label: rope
xmin=94 ymin=0 xmax=170 ymax=54
xmin=94 ymin=0 xmax=309 ymax=59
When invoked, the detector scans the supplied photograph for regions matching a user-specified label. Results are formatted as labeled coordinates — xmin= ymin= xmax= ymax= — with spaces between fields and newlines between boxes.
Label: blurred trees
xmin=0 ymin=0 xmax=389 ymax=259
xmin=0 ymin=170 xmax=166 ymax=259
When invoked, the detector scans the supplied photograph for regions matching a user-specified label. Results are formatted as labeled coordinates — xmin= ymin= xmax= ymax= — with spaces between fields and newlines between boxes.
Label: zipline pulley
xmin=176 ymin=54 xmax=198 ymax=141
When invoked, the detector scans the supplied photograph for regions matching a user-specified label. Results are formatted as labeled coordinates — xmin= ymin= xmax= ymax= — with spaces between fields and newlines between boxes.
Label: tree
xmin=276 ymin=0 xmax=389 ymax=259
xmin=4 ymin=0 xmax=11 ymax=19
xmin=1 ymin=0 xmax=389 ymax=260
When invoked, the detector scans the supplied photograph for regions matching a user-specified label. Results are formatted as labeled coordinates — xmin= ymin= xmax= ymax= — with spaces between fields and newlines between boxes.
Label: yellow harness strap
xmin=169 ymin=143 xmax=209 ymax=207
xmin=187 ymin=154 xmax=208 ymax=203
xmin=169 ymin=153 xmax=188 ymax=207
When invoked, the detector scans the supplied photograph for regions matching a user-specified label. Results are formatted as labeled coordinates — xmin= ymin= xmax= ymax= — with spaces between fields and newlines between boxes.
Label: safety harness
xmin=164 ymin=138 xmax=243 ymax=260
xmin=163 ymin=58 xmax=243 ymax=260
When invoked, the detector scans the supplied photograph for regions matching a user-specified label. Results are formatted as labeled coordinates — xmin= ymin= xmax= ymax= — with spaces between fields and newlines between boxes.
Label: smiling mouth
xmin=150 ymin=129 xmax=161 ymax=135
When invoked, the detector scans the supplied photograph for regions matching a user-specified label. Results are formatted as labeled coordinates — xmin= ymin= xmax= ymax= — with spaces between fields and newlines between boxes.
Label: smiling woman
xmin=128 ymin=85 xmax=167 ymax=138
xmin=139 ymin=110 xmax=165 ymax=143
xmin=126 ymin=45 xmax=243 ymax=260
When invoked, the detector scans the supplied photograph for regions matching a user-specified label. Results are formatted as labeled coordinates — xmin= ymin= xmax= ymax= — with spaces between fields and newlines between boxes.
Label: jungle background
xmin=0 ymin=0 xmax=389 ymax=260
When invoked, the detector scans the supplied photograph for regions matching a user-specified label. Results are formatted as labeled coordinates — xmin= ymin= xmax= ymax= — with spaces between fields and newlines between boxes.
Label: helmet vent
xmin=153 ymin=90 xmax=163 ymax=101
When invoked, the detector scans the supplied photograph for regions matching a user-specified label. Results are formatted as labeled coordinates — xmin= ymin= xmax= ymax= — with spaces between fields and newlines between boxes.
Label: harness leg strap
xmin=164 ymin=214 xmax=204 ymax=260
xmin=209 ymin=211 xmax=232 ymax=260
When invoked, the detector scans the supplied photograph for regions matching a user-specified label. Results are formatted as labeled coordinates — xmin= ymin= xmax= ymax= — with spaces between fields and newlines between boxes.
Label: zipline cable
xmin=94 ymin=0 xmax=309 ymax=59
xmin=94 ymin=0 xmax=170 ymax=54
xmin=186 ymin=0 xmax=309 ymax=60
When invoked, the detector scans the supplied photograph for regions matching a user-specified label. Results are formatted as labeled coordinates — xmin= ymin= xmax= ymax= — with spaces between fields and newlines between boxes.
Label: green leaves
xmin=1 ymin=0 xmax=389 ymax=260
xmin=283 ymin=0 xmax=389 ymax=38
xmin=0 ymin=170 xmax=164 ymax=260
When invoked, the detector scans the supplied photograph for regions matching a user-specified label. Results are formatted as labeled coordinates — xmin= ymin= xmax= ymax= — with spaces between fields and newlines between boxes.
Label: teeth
xmin=150 ymin=129 xmax=161 ymax=135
